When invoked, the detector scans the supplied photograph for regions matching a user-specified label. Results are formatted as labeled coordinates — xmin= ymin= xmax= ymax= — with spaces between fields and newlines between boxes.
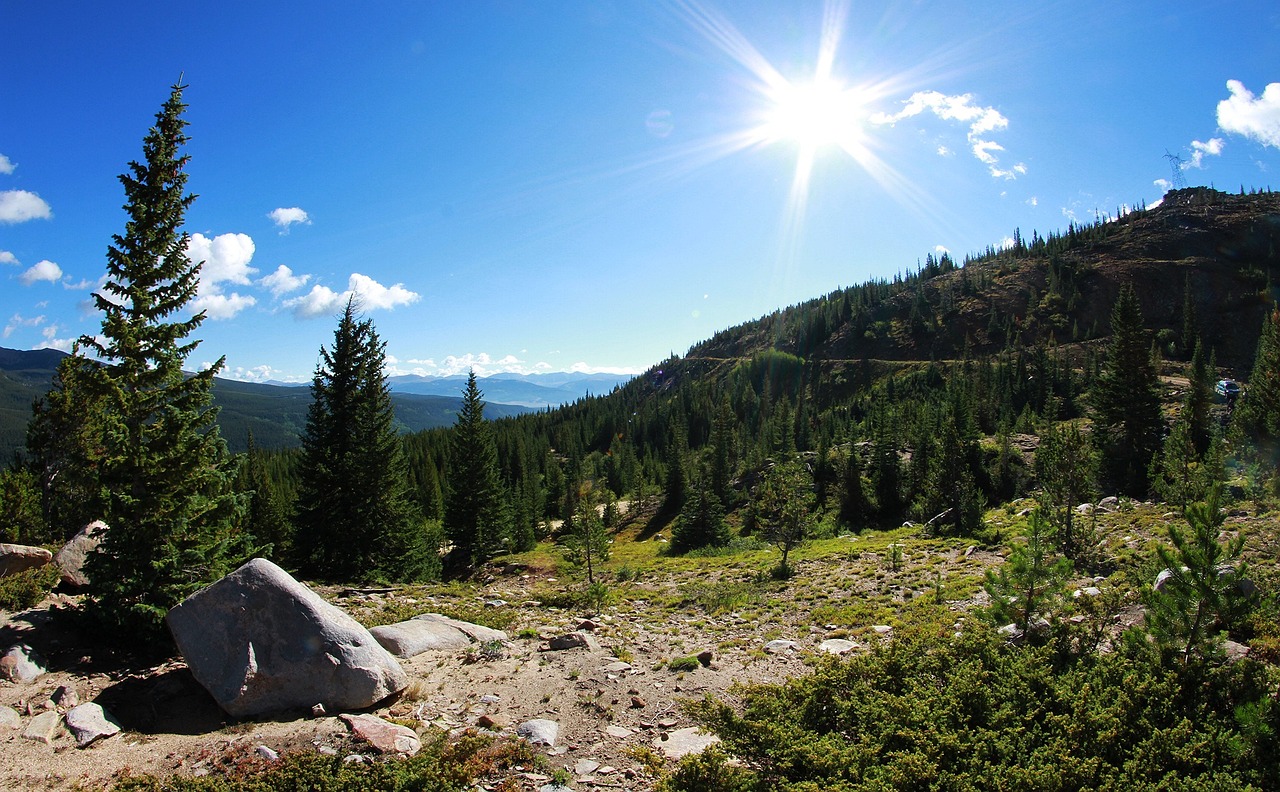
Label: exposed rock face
xmin=0 ymin=543 xmax=52 ymax=578
xmin=166 ymin=558 xmax=407 ymax=718
xmin=414 ymin=613 xmax=507 ymax=643
xmin=53 ymin=520 xmax=107 ymax=588
xmin=0 ymin=644 xmax=46 ymax=684
xmin=340 ymin=713 xmax=421 ymax=755
xmin=368 ymin=613 xmax=507 ymax=659
xmin=64 ymin=703 xmax=121 ymax=748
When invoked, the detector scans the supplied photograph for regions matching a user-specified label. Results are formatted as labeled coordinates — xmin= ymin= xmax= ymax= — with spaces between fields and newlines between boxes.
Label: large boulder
xmin=0 ymin=543 xmax=52 ymax=578
xmin=166 ymin=558 xmax=407 ymax=719
xmin=369 ymin=618 xmax=471 ymax=658
xmin=53 ymin=520 xmax=107 ymax=588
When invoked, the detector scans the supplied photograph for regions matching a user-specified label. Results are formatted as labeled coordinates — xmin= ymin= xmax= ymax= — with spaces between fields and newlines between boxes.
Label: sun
xmin=760 ymin=77 xmax=867 ymax=152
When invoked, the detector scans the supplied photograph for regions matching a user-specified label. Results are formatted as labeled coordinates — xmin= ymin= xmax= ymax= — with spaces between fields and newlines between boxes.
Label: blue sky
xmin=2 ymin=1 xmax=1278 ymax=383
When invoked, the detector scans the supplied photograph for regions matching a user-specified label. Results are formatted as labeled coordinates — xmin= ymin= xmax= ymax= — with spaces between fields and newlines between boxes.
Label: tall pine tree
xmin=444 ymin=371 xmax=510 ymax=566
xmin=78 ymin=82 xmax=245 ymax=642
xmin=294 ymin=299 xmax=434 ymax=582
xmin=1092 ymin=283 xmax=1164 ymax=495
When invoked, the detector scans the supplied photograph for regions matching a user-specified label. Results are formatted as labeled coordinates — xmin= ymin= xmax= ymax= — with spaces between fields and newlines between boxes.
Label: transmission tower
xmin=1164 ymin=150 xmax=1188 ymax=190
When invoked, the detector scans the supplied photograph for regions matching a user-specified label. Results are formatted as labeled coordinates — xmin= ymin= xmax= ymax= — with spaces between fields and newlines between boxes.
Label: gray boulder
xmin=0 ymin=644 xmax=46 ymax=683
xmin=370 ymin=618 xmax=471 ymax=658
xmin=64 ymin=702 xmax=121 ymax=748
xmin=414 ymin=613 xmax=508 ymax=643
xmin=166 ymin=558 xmax=407 ymax=718
xmin=0 ymin=543 xmax=52 ymax=578
xmin=53 ymin=520 xmax=107 ymax=588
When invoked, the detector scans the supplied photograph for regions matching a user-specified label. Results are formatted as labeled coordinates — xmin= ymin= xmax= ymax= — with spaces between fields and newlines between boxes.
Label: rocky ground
xmin=2 ymin=495 xmax=1272 ymax=791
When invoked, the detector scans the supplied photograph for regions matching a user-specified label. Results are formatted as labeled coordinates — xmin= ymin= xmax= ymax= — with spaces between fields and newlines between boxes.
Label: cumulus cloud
xmin=870 ymin=91 xmax=1024 ymax=179
xmin=3 ymin=313 xmax=44 ymax=338
xmin=1217 ymin=80 xmax=1280 ymax=149
xmin=186 ymin=232 xmax=258 ymax=320
xmin=259 ymin=264 xmax=311 ymax=296
xmin=1187 ymin=137 xmax=1225 ymax=169
xmin=0 ymin=154 xmax=13 ymax=175
xmin=283 ymin=272 xmax=420 ymax=319
xmin=221 ymin=364 xmax=305 ymax=384
xmin=0 ymin=250 xmax=17 ymax=265
xmin=0 ymin=190 xmax=52 ymax=223
xmin=19 ymin=259 xmax=62 ymax=285
xmin=37 ymin=324 xmax=76 ymax=352
xmin=268 ymin=207 xmax=311 ymax=232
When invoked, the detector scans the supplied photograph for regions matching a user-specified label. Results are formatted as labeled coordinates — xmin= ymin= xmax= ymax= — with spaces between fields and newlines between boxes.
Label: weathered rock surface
xmin=415 ymin=613 xmax=508 ymax=643
xmin=22 ymin=710 xmax=63 ymax=744
xmin=0 ymin=543 xmax=52 ymax=577
xmin=547 ymin=631 xmax=599 ymax=651
xmin=64 ymin=703 xmax=121 ymax=748
xmin=166 ymin=558 xmax=407 ymax=718
xmin=53 ymin=520 xmax=106 ymax=588
xmin=517 ymin=718 xmax=559 ymax=746
xmin=763 ymin=639 xmax=798 ymax=654
xmin=818 ymin=638 xmax=859 ymax=655
xmin=1 ymin=644 xmax=46 ymax=683
xmin=340 ymin=713 xmax=421 ymax=755
xmin=655 ymin=727 xmax=720 ymax=760
xmin=0 ymin=705 xmax=20 ymax=729
xmin=370 ymin=618 xmax=471 ymax=657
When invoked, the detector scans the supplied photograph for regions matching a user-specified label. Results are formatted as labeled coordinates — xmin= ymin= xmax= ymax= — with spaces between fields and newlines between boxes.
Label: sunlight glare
xmin=761 ymin=77 xmax=867 ymax=151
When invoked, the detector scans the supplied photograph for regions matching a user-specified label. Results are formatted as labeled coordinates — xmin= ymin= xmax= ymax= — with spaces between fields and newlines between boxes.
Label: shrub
xmin=0 ymin=564 xmax=60 ymax=612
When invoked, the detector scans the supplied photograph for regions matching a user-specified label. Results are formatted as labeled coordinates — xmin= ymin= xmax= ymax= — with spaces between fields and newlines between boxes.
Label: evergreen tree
xmin=26 ymin=353 xmax=106 ymax=541
xmin=1185 ymin=340 xmax=1213 ymax=456
xmin=1236 ymin=303 xmax=1280 ymax=451
xmin=836 ymin=443 xmax=869 ymax=530
xmin=672 ymin=472 xmax=730 ymax=553
xmin=78 ymin=83 xmax=246 ymax=641
xmin=1034 ymin=420 xmax=1097 ymax=561
xmin=235 ymin=432 xmax=292 ymax=564
xmin=1145 ymin=485 xmax=1255 ymax=664
xmin=294 ymin=299 xmax=433 ymax=582
xmin=756 ymin=460 xmax=813 ymax=577
xmin=443 ymin=371 xmax=511 ymax=565
xmin=919 ymin=416 xmax=985 ymax=536
xmin=984 ymin=508 xmax=1072 ymax=635
xmin=1092 ymin=283 xmax=1164 ymax=495
xmin=0 ymin=466 xmax=45 ymax=545
xmin=560 ymin=486 xmax=610 ymax=584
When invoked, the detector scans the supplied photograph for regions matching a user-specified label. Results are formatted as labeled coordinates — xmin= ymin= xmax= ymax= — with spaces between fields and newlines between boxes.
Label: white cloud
xmin=221 ymin=364 xmax=306 ymax=384
xmin=186 ymin=232 xmax=258 ymax=320
xmin=259 ymin=264 xmax=311 ymax=296
xmin=19 ymin=259 xmax=62 ymax=285
xmin=191 ymin=292 xmax=257 ymax=321
xmin=1187 ymin=137 xmax=1225 ymax=169
xmin=1217 ymin=80 xmax=1280 ymax=149
xmin=1025 ymin=197 xmax=1038 ymax=207
xmin=934 ymin=245 xmax=950 ymax=255
xmin=1154 ymin=178 xmax=1171 ymax=191
xmin=870 ymin=90 xmax=1022 ymax=179
xmin=3 ymin=313 xmax=44 ymax=338
xmin=998 ymin=236 xmax=1016 ymax=250
xmin=37 ymin=324 xmax=76 ymax=352
xmin=0 ymin=154 xmax=12 ymax=174
xmin=0 ymin=190 xmax=52 ymax=223
xmin=283 ymin=273 xmax=420 ymax=319
xmin=268 ymin=207 xmax=311 ymax=232
xmin=0 ymin=250 xmax=17 ymax=265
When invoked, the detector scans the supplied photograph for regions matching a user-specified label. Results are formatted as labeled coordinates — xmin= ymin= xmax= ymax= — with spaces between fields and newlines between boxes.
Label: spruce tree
xmin=1237 ymin=303 xmax=1280 ymax=450
xmin=78 ymin=82 xmax=245 ymax=642
xmin=672 ymin=472 xmax=730 ymax=553
xmin=294 ymin=299 xmax=433 ymax=582
xmin=1034 ymin=420 xmax=1097 ymax=560
xmin=26 ymin=353 xmax=106 ymax=540
xmin=1092 ymin=283 xmax=1164 ymax=495
xmin=443 ymin=371 xmax=510 ymax=566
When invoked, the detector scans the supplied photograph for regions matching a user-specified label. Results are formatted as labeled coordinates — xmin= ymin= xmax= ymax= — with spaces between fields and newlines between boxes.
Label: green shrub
xmin=667 ymin=655 xmax=700 ymax=672
xmin=0 ymin=564 xmax=60 ymax=612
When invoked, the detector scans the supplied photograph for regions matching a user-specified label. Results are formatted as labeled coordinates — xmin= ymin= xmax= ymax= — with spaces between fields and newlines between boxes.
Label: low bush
xmin=0 ymin=563 xmax=60 ymax=612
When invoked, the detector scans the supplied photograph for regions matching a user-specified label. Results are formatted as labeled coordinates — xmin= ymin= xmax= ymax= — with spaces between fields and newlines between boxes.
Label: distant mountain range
xmin=387 ymin=372 xmax=630 ymax=408
xmin=0 ymin=348 xmax=620 ymax=459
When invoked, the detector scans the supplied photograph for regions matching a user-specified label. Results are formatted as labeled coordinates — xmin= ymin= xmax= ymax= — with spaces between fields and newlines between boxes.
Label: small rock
xmin=603 ymin=660 xmax=632 ymax=673
xmin=340 ymin=713 xmax=422 ymax=755
xmin=547 ymin=632 xmax=599 ymax=651
xmin=763 ymin=640 xmax=798 ymax=654
xmin=477 ymin=713 xmax=510 ymax=730
xmin=655 ymin=727 xmax=720 ymax=760
xmin=696 ymin=650 xmax=714 ymax=667
xmin=64 ymin=702 xmax=121 ymax=748
xmin=1223 ymin=640 xmax=1251 ymax=662
xmin=0 ymin=705 xmax=21 ymax=729
xmin=479 ymin=694 xmax=501 ymax=704
xmin=575 ymin=758 xmax=601 ymax=776
xmin=818 ymin=639 xmax=858 ymax=655
xmin=0 ymin=644 xmax=47 ymax=684
xmin=605 ymin=724 xmax=632 ymax=738
xmin=657 ymin=717 xmax=679 ymax=728
xmin=51 ymin=685 xmax=79 ymax=709
xmin=577 ymin=619 xmax=602 ymax=631
xmin=517 ymin=718 xmax=560 ymax=746
xmin=311 ymin=703 xmax=327 ymax=718
xmin=53 ymin=520 xmax=107 ymax=588
xmin=255 ymin=745 xmax=280 ymax=761
xmin=872 ymin=625 xmax=893 ymax=634
xmin=598 ymin=765 xmax=616 ymax=774
xmin=342 ymin=754 xmax=367 ymax=765
xmin=630 ymin=696 xmax=647 ymax=709
xmin=22 ymin=709 xmax=63 ymax=744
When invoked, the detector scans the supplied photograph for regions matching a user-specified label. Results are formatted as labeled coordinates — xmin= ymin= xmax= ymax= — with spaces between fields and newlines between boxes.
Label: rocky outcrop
xmin=368 ymin=613 xmax=507 ymax=659
xmin=0 ymin=543 xmax=52 ymax=578
xmin=166 ymin=558 xmax=407 ymax=718
xmin=0 ymin=644 xmax=46 ymax=684
xmin=53 ymin=521 xmax=106 ymax=588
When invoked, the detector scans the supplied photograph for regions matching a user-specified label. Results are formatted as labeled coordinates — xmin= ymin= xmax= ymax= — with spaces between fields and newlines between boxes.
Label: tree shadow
xmin=95 ymin=665 xmax=229 ymax=736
